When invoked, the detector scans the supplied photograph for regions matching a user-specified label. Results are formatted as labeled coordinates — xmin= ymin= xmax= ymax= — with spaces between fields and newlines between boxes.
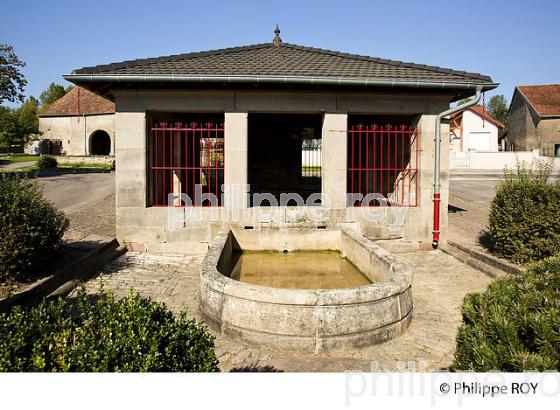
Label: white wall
xmin=450 ymin=149 xmax=560 ymax=170
xmin=38 ymin=114 xmax=115 ymax=155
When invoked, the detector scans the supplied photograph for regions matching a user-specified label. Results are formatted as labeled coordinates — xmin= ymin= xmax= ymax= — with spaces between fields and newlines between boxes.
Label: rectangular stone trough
xmin=200 ymin=227 xmax=413 ymax=352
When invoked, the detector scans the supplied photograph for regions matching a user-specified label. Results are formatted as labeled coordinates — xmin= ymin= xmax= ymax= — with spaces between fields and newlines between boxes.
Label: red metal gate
xmin=149 ymin=122 xmax=224 ymax=207
xmin=348 ymin=124 xmax=419 ymax=207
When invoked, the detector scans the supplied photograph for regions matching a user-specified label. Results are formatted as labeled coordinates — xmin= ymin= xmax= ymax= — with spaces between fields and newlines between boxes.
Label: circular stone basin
xmin=200 ymin=227 xmax=413 ymax=352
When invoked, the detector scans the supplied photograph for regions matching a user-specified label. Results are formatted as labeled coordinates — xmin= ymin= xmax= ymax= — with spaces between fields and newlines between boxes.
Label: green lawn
xmin=0 ymin=154 xmax=39 ymax=163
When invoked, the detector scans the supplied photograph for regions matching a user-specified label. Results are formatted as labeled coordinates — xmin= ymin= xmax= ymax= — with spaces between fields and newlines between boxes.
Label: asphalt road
xmin=38 ymin=172 xmax=115 ymax=214
xmin=449 ymin=178 xmax=500 ymax=204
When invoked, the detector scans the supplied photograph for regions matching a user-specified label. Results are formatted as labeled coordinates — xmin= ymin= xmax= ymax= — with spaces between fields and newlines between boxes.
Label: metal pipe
xmin=432 ymin=86 xmax=482 ymax=248
xmin=63 ymin=73 xmax=498 ymax=92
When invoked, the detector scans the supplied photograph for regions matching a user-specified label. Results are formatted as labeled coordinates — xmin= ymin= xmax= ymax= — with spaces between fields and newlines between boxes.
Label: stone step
xmin=362 ymin=226 xmax=403 ymax=240
xmin=374 ymin=240 xmax=420 ymax=253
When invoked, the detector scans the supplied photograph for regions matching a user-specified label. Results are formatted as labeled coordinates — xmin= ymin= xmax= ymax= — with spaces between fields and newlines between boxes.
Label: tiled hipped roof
xmin=69 ymin=43 xmax=494 ymax=86
xmin=517 ymin=84 xmax=560 ymax=117
xmin=39 ymin=86 xmax=115 ymax=117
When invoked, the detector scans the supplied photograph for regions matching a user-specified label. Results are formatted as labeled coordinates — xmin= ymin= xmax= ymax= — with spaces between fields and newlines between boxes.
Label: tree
xmin=486 ymin=94 xmax=508 ymax=125
xmin=456 ymin=97 xmax=472 ymax=105
xmin=0 ymin=96 xmax=39 ymax=150
xmin=18 ymin=96 xmax=39 ymax=138
xmin=39 ymin=82 xmax=67 ymax=109
xmin=0 ymin=44 xmax=27 ymax=104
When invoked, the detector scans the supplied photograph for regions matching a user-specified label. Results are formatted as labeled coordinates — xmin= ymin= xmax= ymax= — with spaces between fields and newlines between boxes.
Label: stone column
xmin=224 ymin=112 xmax=249 ymax=215
xmin=115 ymin=111 xmax=147 ymax=209
xmin=322 ymin=113 xmax=348 ymax=208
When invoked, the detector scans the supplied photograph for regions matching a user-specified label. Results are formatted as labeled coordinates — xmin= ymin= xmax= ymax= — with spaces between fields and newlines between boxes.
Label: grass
xmin=58 ymin=162 xmax=112 ymax=170
xmin=0 ymin=154 xmax=39 ymax=163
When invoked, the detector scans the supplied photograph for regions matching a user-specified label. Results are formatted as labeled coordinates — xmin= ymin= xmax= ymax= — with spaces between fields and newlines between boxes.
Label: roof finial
xmin=273 ymin=24 xmax=282 ymax=46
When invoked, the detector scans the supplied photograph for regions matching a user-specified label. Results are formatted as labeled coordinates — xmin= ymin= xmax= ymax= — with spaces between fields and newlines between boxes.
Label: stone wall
xmin=507 ymin=91 xmax=539 ymax=151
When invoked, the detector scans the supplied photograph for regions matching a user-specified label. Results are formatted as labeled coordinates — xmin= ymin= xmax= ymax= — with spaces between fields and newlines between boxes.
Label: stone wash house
xmin=38 ymin=86 xmax=115 ymax=155
xmin=506 ymin=84 xmax=560 ymax=156
xmin=64 ymin=29 xmax=497 ymax=253
xmin=449 ymin=105 xmax=503 ymax=152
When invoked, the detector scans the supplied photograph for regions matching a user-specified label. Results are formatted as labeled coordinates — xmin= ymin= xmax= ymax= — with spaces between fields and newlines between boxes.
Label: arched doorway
xmin=90 ymin=130 xmax=111 ymax=155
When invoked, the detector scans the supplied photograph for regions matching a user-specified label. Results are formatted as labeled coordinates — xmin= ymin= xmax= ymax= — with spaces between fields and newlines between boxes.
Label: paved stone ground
xmin=79 ymin=249 xmax=492 ymax=372
xmin=64 ymin=193 xmax=116 ymax=243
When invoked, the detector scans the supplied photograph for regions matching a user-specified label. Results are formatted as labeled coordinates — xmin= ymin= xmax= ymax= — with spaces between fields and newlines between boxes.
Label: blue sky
xmin=2 ymin=0 xmax=559 ymax=106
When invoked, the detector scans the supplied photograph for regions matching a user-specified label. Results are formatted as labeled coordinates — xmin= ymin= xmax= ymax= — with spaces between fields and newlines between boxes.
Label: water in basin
xmin=229 ymin=250 xmax=372 ymax=289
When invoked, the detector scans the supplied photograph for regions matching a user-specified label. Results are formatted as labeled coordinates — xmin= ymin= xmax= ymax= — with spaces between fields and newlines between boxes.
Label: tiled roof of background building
xmin=39 ymin=87 xmax=115 ymax=117
xmin=517 ymin=84 xmax=560 ymax=117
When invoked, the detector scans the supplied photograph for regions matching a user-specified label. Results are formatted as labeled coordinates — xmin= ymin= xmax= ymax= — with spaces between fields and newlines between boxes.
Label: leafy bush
xmin=489 ymin=160 xmax=560 ymax=263
xmin=37 ymin=154 xmax=57 ymax=169
xmin=453 ymin=257 xmax=560 ymax=371
xmin=0 ymin=289 xmax=220 ymax=372
xmin=0 ymin=174 xmax=69 ymax=280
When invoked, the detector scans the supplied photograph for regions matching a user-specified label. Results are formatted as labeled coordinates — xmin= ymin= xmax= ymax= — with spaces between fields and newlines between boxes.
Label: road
xmin=448 ymin=173 xmax=502 ymax=246
xmin=38 ymin=172 xmax=115 ymax=214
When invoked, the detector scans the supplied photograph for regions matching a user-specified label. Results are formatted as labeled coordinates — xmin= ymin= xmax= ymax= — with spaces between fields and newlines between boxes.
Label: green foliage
xmin=0 ymin=97 xmax=40 ymax=150
xmin=453 ymin=257 xmax=560 ymax=371
xmin=0 ymin=44 xmax=27 ymax=104
xmin=0 ymin=174 xmax=68 ymax=280
xmin=37 ymin=154 xmax=58 ymax=169
xmin=0 ymin=289 xmax=220 ymax=372
xmin=486 ymin=94 xmax=509 ymax=137
xmin=39 ymin=83 xmax=67 ymax=109
xmin=489 ymin=160 xmax=560 ymax=263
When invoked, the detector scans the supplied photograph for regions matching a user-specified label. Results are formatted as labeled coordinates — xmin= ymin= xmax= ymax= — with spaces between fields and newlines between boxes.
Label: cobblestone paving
xmin=64 ymin=193 xmax=116 ymax=242
xmin=80 ymin=249 xmax=492 ymax=372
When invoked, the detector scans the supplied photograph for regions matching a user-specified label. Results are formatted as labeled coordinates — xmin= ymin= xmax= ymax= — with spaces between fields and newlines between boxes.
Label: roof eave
xmin=63 ymin=73 xmax=498 ymax=92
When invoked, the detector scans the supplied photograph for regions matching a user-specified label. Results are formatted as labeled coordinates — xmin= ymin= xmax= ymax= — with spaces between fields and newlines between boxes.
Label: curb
xmin=444 ymin=240 xmax=525 ymax=277
xmin=0 ymin=239 xmax=126 ymax=311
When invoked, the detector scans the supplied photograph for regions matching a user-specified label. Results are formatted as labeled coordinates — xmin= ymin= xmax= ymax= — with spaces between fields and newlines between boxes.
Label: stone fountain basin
xmin=200 ymin=227 xmax=413 ymax=352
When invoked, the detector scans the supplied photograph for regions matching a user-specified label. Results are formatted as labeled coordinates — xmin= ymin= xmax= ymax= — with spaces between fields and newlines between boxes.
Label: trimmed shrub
xmin=489 ymin=160 xmax=560 ymax=263
xmin=0 ymin=174 xmax=69 ymax=280
xmin=0 ymin=289 xmax=220 ymax=372
xmin=453 ymin=257 xmax=560 ymax=371
xmin=37 ymin=155 xmax=57 ymax=169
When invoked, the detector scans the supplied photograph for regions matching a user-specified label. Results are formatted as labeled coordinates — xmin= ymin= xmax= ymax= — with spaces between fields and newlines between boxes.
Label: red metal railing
xmin=149 ymin=122 xmax=224 ymax=207
xmin=348 ymin=124 xmax=419 ymax=207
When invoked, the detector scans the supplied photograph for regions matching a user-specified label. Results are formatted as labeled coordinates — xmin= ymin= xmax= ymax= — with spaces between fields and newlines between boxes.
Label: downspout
xmin=432 ymin=86 xmax=482 ymax=248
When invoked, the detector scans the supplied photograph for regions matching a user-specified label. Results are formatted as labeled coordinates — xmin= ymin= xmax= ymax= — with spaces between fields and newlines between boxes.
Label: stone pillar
xmin=322 ymin=113 xmax=348 ymax=208
xmin=115 ymin=112 xmax=147 ymax=210
xmin=224 ymin=112 xmax=249 ymax=214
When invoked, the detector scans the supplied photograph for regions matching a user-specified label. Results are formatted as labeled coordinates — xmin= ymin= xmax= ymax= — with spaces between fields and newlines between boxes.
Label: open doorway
xmin=248 ymin=114 xmax=322 ymax=206
xmin=90 ymin=130 xmax=111 ymax=155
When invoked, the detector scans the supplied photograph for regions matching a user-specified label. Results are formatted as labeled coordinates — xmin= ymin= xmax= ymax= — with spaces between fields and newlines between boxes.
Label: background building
xmin=37 ymin=87 xmax=115 ymax=155
xmin=450 ymin=105 xmax=503 ymax=152
xmin=506 ymin=84 xmax=560 ymax=156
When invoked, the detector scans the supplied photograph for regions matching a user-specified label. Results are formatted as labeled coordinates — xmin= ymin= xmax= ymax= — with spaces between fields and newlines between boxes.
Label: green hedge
xmin=489 ymin=161 xmax=560 ymax=263
xmin=37 ymin=155 xmax=57 ymax=169
xmin=453 ymin=257 xmax=560 ymax=371
xmin=0 ymin=289 xmax=219 ymax=372
xmin=0 ymin=175 xmax=69 ymax=280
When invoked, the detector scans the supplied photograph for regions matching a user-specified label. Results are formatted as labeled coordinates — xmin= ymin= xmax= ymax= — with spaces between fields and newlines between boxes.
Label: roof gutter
xmin=431 ymin=86 xmax=483 ymax=249
xmin=63 ymin=74 xmax=498 ymax=91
